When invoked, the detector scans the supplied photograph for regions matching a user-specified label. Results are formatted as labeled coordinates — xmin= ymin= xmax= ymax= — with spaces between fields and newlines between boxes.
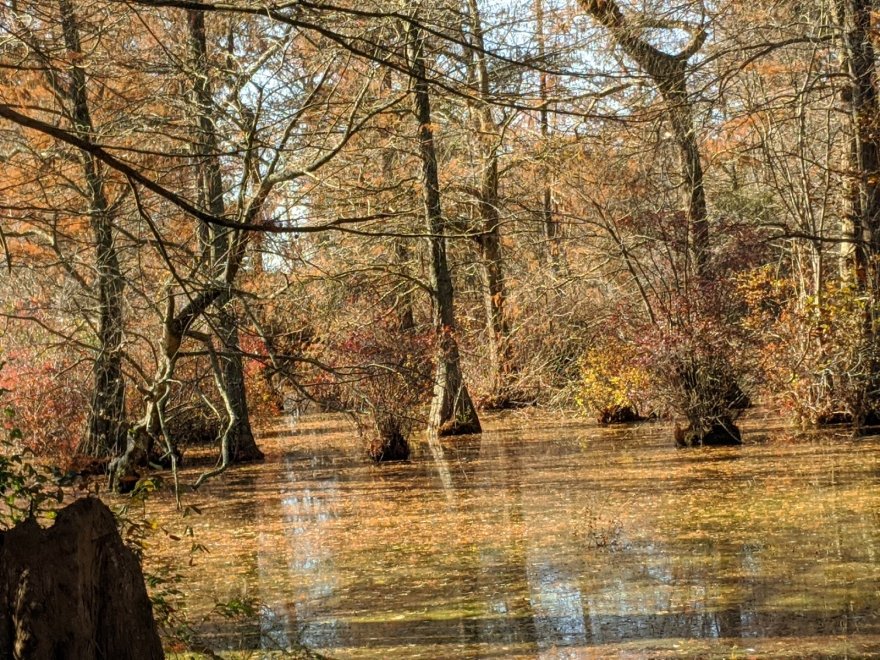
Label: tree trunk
xmin=216 ymin=298 xmax=263 ymax=461
xmin=109 ymin=295 xmax=180 ymax=492
xmin=479 ymin=230 xmax=508 ymax=402
xmin=59 ymin=0 xmax=127 ymax=458
xmin=466 ymin=0 xmax=510 ymax=404
xmin=839 ymin=0 xmax=880 ymax=285
xmin=663 ymin=76 xmax=709 ymax=275
xmin=110 ymin=8 xmax=263 ymax=490
xmin=407 ymin=20 xmax=481 ymax=436
xmin=0 ymin=498 xmax=163 ymax=659
xmin=109 ymin=289 xmax=220 ymax=492
xmin=580 ymin=0 xmax=743 ymax=444
xmin=188 ymin=6 xmax=261 ymax=461
xmin=837 ymin=0 xmax=880 ymax=429
xmin=535 ymin=0 xmax=562 ymax=268
xmin=380 ymin=71 xmax=417 ymax=334
xmin=368 ymin=412 xmax=410 ymax=461
xmin=833 ymin=0 xmax=867 ymax=285
xmin=839 ymin=126 xmax=867 ymax=283
xmin=579 ymin=0 xmax=709 ymax=274
xmin=82 ymin=203 xmax=126 ymax=456
xmin=394 ymin=240 xmax=417 ymax=332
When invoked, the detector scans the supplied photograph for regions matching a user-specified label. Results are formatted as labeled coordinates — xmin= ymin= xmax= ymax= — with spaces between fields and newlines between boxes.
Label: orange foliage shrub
xmin=743 ymin=269 xmax=875 ymax=425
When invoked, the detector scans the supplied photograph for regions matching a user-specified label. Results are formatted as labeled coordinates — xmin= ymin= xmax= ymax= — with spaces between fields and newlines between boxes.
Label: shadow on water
xmin=147 ymin=412 xmax=880 ymax=658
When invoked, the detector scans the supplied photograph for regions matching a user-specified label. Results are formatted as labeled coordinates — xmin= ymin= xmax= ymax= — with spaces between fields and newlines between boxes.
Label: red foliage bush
xmin=0 ymin=350 xmax=89 ymax=463
xmin=321 ymin=310 xmax=434 ymax=458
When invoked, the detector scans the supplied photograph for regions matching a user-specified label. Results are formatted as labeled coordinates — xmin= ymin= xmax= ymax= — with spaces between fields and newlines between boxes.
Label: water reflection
xmin=146 ymin=413 xmax=880 ymax=657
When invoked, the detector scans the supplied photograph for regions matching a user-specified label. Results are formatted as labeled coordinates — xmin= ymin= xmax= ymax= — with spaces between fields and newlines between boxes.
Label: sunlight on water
xmin=145 ymin=412 xmax=880 ymax=658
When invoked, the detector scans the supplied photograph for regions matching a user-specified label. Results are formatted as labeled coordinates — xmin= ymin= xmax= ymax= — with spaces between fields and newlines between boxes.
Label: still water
xmin=147 ymin=412 xmax=880 ymax=658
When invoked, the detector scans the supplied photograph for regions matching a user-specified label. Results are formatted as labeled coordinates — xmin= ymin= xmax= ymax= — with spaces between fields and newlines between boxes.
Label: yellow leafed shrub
xmin=576 ymin=337 xmax=651 ymax=423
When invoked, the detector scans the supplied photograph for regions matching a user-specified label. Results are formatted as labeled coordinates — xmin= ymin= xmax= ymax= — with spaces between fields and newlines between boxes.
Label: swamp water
xmin=145 ymin=412 xmax=880 ymax=658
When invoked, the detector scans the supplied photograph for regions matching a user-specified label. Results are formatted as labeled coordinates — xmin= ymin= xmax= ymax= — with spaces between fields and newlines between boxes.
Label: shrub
xmin=325 ymin=312 xmax=433 ymax=461
xmin=0 ymin=369 xmax=61 ymax=528
xmin=636 ymin=280 xmax=754 ymax=445
xmin=576 ymin=336 xmax=651 ymax=423
xmin=746 ymin=273 xmax=877 ymax=426
xmin=0 ymin=350 xmax=88 ymax=462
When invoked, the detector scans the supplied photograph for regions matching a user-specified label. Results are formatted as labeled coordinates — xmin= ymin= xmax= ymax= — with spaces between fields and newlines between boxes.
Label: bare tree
xmin=186 ymin=6 xmax=263 ymax=462
xmin=406 ymin=16 xmax=481 ymax=435
xmin=579 ymin=0 xmax=709 ymax=274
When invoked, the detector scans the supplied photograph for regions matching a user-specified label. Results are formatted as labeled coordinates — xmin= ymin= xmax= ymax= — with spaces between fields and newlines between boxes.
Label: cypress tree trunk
xmin=85 ymin=241 xmax=126 ymax=457
xmin=535 ymin=0 xmax=562 ymax=268
xmin=188 ymin=6 xmax=262 ymax=461
xmin=407 ymin=19 xmax=481 ymax=436
xmin=466 ymin=0 xmax=510 ymax=405
xmin=216 ymin=297 xmax=263 ymax=460
xmin=59 ymin=0 xmax=127 ymax=457
xmin=579 ymin=0 xmax=709 ymax=273
xmin=837 ymin=0 xmax=880 ymax=428
xmin=580 ymin=0 xmax=743 ymax=444
xmin=381 ymin=71 xmax=417 ymax=334
xmin=838 ymin=0 xmax=880 ymax=282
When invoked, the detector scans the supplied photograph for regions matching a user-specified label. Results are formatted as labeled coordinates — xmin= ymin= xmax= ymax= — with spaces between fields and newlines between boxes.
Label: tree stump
xmin=597 ymin=405 xmax=644 ymax=425
xmin=368 ymin=415 xmax=410 ymax=462
xmin=368 ymin=431 xmax=410 ymax=462
xmin=675 ymin=420 xmax=743 ymax=447
xmin=0 ymin=497 xmax=163 ymax=659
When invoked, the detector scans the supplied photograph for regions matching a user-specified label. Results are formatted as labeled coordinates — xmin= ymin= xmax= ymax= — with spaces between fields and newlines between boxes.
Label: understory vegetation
xmin=0 ymin=0 xmax=878 ymax=473
xmin=1 ymin=0 xmax=880 ymax=651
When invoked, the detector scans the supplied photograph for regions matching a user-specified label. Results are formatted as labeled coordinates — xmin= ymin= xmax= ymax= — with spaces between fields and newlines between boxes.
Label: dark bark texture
xmin=110 ymin=6 xmax=268 ymax=492
xmin=675 ymin=420 xmax=743 ymax=447
xmin=535 ymin=0 xmax=562 ymax=268
xmin=597 ymin=405 xmax=644 ymax=425
xmin=0 ymin=498 xmax=163 ymax=659
xmin=407 ymin=20 xmax=481 ymax=436
xmin=188 ymin=7 xmax=263 ymax=464
xmin=59 ymin=0 xmax=127 ymax=457
xmin=216 ymin=299 xmax=264 ymax=462
xmin=466 ymin=0 xmax=511 ymax=404
xmin=368 ymin=414 xmax=410 ymax=462
xmin=837 ymin=0 xmax=880 ymax=429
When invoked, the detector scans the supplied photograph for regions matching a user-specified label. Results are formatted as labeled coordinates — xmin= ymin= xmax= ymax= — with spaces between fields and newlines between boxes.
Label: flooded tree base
xmin=815 ymin=411 xmax=852 ymax=425
xmin=815 ymin=410 xmax=880 ymax=433
xmin=675 ymin=421 xmax=742 ymax=447
xmin=232 ymin=442 xmax=265 ymax=463
xmin=437 ymin=417 xmax=483 ymax=436
xmin=597 ymin=405 xmax=645 ymax=425
xmin=368 ymin=431 xmax=410 ymax=461
xmin=0 ymin=498 xmax=162 ymax=659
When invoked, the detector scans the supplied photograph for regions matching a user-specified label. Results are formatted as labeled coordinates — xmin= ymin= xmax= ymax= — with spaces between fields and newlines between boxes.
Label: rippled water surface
xmin=145 ymin=412 xmax=880 ymax=658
